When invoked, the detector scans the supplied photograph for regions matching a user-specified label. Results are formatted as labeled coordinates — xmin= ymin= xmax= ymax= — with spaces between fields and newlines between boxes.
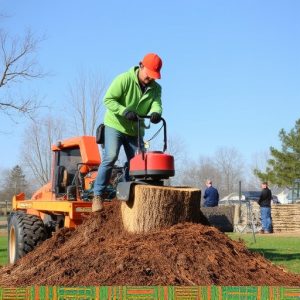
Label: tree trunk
xmin=121 ymin=185 xmax=206 ymax=233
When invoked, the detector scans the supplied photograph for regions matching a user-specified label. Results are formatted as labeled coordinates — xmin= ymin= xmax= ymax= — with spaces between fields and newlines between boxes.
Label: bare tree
xmin=67 ymin=71 xmax=106 ymax=136
xmin=246 ymin=151 xmax=269 ymax=190
xmin=167 ymin=134 xmax=186 ymax=165
xmin=177 ymin=147 xmax=245 ymax=199
xmin=159 ymin=133 xmax=187 ymax=185
xmin=21 ymin=115 xmax=65 ymax=186
xmin=178 ymin=156 xmax=222 ymax=204
xmin=0 ymin=29 xmax=45 ymax=117
xmin=213 ymin=147 xmax=245 ymax=196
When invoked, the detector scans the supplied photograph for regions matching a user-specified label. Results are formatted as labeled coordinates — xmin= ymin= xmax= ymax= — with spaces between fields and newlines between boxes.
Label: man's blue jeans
xmin=260 ymin=207 xmax=272 ymax=232
xmin=93 ymin=126 xmax=142 ymax=196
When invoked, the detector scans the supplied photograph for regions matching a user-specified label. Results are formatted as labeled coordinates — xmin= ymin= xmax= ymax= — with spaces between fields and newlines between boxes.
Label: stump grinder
xmin=8 ymin=116 xmax=175 ymax=263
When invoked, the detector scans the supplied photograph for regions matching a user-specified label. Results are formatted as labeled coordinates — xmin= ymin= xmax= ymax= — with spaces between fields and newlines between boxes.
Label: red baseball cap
xmin=142 ymin=53 xmax=163 ymax=79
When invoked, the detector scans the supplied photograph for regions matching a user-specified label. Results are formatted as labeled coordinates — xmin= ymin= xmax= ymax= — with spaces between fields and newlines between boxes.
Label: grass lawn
xmin=0 ymin=215 xmax=8 ymax=266
xmin=228 ymin=233 xmax=300 ymax=274
xmin=0 ymin=235 xmax=8 ymax=266
xmin=0 ymin=215 xmax=7 ymax=222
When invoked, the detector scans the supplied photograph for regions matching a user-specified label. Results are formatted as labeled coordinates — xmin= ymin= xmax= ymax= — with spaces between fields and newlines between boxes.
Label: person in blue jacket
xmin=203 ymin=179 xmax=219 ymax=207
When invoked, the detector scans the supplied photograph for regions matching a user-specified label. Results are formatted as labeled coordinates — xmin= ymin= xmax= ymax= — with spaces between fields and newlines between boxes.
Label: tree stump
xmin=121 ymin=185 xmax=205 ymax=233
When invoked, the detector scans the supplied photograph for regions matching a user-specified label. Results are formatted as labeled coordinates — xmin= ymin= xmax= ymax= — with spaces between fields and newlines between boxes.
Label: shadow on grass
xmin=250 ymin=248 xmax=299 ymax=262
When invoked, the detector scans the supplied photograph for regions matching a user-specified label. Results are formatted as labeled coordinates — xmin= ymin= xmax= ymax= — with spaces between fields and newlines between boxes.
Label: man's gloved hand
xmin=124 ymin=110 xmax=138 ymax=121
xmin=150 ymin=112 xmax=161 ymax=124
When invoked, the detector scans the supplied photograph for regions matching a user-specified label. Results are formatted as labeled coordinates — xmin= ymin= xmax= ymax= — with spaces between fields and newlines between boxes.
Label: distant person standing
xmin=258 ymin=181 xmax=273 ymax=234
xmin=203 ymin=179 xmax=219 ymax=207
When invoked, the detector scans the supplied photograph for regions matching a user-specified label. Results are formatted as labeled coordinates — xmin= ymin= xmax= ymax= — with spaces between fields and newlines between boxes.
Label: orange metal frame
xmin=12 ymin=194 xmax=92 ymax=228
xmin=12 ymin=136 xmax=101 ymax=228
xmin=51 ymin=136 xmax=101 ymax=165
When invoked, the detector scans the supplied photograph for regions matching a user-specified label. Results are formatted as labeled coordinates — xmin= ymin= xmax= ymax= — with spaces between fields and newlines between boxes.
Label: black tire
xmin=8 ymin=212 xmax=47 ymax=264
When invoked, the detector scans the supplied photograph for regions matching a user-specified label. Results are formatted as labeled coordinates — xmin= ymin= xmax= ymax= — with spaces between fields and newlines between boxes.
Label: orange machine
xmin=8 ymin=117 xmax=175 ymax=264
xmin=8 ymin=136 xmax=108 ymax=264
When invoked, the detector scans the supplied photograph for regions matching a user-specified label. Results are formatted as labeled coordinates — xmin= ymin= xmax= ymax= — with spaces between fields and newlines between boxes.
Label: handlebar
xmin=137 ymin=115 xmax=167 ymax=152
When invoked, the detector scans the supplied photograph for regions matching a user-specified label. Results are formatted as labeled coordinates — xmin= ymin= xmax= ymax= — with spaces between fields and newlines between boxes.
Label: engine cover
xmin=129 ymin=151 xmax=175 ymax=179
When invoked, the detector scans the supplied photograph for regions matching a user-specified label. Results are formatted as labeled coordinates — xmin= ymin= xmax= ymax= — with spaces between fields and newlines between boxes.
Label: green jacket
xmin=103 ymin=66 xmax=162 ymax=136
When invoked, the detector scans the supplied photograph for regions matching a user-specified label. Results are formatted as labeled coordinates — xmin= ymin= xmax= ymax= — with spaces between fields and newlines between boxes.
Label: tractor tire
xmin=8 ymin=212 xmax=47 ymax=264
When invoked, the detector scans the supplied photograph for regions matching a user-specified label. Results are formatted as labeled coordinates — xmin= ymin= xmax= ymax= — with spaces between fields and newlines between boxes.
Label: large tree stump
xmin=121 ymin=185 xmax=205 ymax=233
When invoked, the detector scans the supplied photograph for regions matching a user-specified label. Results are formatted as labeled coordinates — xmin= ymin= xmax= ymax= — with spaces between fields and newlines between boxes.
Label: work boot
xmin=92 ymin=195 xmax=104 ymax=212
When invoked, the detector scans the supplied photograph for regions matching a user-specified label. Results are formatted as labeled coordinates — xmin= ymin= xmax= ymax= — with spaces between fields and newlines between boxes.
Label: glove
xmin=150 ymin=112 xmax=161 ymax=124
xmin=124 ymin=110 xmax=138 ymax=121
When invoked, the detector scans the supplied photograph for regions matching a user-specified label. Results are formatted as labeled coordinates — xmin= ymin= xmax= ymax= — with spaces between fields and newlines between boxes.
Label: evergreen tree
xmin=255 ymin=119 xmax=300 ymax=188
xmin=0 ymin=165 xmax=29 ymax=201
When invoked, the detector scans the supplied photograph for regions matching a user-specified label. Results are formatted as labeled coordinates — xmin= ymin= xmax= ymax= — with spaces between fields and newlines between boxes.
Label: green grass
xmin=0 ymin=215 xmax=7 ymax=222
xmin=0 ymin=236 xmax=8 ymax=266
xmin=227 ymin=233 xmax=300 ymax=274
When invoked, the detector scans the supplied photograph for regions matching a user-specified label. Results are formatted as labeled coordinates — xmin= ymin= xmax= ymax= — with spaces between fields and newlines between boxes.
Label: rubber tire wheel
xmin=8 ymin=212 xmax=47 ymax=264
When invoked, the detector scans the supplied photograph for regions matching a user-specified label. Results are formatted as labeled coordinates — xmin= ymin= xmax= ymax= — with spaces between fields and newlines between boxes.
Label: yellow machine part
xmin=12 ymin=194 xmax=92 ymax=228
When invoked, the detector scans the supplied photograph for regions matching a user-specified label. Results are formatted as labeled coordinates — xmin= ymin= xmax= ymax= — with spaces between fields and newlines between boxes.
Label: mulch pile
xmin=0 ymin=201 xmax=299 ymax=286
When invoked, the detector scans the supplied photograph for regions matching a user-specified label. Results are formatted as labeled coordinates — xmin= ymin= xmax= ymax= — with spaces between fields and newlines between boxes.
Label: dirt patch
xmin=0 ymin=201 xmax=299 ymax=287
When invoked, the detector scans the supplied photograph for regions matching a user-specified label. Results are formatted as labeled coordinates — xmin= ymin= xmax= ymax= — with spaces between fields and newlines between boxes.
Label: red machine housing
xmin=130 ymin=151 xmax=175 ymax=179
xmin=116 ymin=116 xmax=175 ymax=201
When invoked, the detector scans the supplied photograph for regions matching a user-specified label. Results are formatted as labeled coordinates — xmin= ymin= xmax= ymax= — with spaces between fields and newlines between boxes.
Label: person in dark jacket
xmin=258 ymin=181 xmax=273 ymax=233
xmin=203 ymin=179 xmax=219 ymax=207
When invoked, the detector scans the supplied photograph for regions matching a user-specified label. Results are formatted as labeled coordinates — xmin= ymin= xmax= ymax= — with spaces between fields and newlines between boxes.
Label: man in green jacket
xmin=92 ymin=53 xmax=163 ymax=212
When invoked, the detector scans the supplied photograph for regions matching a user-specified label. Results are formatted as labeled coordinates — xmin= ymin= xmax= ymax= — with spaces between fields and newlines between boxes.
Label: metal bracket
xmin=116 ymin=181 xmax=149 ymax=201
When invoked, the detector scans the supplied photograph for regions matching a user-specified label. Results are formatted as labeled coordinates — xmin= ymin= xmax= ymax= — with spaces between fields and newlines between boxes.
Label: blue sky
xmin=0 ymin=1 xmax=299 ymax=172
